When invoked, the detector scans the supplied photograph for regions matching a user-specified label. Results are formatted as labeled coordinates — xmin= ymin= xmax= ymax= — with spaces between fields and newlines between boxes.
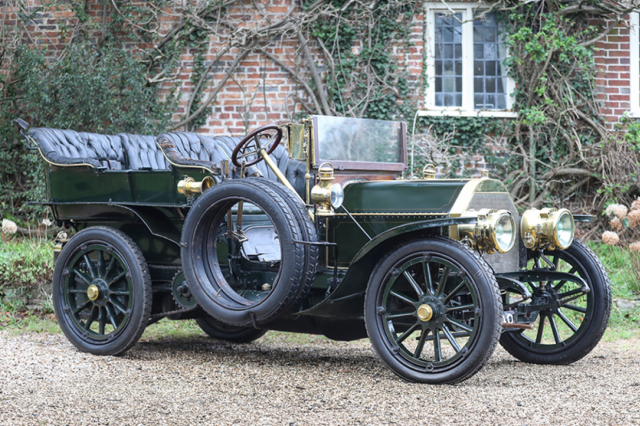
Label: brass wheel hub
xmin=87 ymin=285 xmax=100 ymax=301
xmin=417 ymin=304 xmax=434 ymax=322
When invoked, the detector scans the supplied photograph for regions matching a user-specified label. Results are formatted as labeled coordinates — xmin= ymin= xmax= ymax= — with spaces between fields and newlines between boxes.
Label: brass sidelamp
xmin=310 ymin=162 xmax=344 ymax=216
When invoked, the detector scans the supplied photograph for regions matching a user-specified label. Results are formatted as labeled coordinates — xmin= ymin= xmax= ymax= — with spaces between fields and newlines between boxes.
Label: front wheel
xmin=499 ymin=239 xmax=611 ymax=364
xmin=364 ymin=237 xmax=503 ymax=384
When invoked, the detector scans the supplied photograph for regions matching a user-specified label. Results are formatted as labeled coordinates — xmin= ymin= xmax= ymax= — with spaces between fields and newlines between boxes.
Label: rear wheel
xmin=499 ymin=239 xmax=611 ymax=364
xmin=364 ymin=237 xmax=502 ymax=384
xmin=196 ymin=315 xmax=267 ymax=343
xmin=52 ymin=227 xmax=151 ymax=355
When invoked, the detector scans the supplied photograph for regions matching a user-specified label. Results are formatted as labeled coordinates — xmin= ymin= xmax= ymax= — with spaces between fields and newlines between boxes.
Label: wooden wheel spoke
xmin=557 ymin=309 xmax=578 ymax=333
xmin=107 ymin=270 xmax=127 ymax=287
xmin=563 ymin=304 xmax=587 ymax=313
xmin=74 ymin=300 xmax=92 ymax=314
xmin=73 ymin=269 xmax=93 ymax=286
xmin=69 ymin=288 xmax=88 ymax=294
xmin=435 ymin=266 xmax=450 ymax=297
xmin=389 ymin=291 xmax=417 ymax=306
xmin=109 ymin=298 xmax=127 ymax=315
xmin=106 ymin=304 xmax=119 ymax=330
xmin=83 ymin=254 xmax=98 ymax=278
xmin=414 ymin=329 xmax=429 ymax=358
xmin=445 ymin=303 xmax=475 ymax=312
xmin=403 ymin=271 xmax=424 ymax=297
xmin=97 ymin=250 xmax=105 ymax=277
xmin=105 ymin=256 xmax=117 ymax=278
xmin=442 ymin=280 xmax=467 ymax=305
xmin=442 ymin=324 xmax=461 ymax=353
xmin=535 ymin=313 xmax=546 ymax=344
xmin=396 ymin=322 xmax=420 ymax=344
xmin=385 ymin=312 xmax=415 ymax=321
xmin=84 ymin=307 xmax=98 ymax=331
xmin=445 ymin=316 xmax=472 ymax=333
xmin=433 ymin=327 xmax=442 ymax=362
xmin=423 ymin=262 xmax=434 ymax=295
xmin=549 ymin=314 xmax=562 ymax=344
xmin=98 ymin=308 xmax=106 ymax=335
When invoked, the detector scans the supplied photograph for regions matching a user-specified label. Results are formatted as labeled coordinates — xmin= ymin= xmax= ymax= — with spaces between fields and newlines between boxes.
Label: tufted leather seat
xmin=158 ymin=132 xmax=307 ymax=197
xmin=119 ymin=134 xmax=169 ymax=170
xmin=28 ymin=128 xmax=169 ymax=170
xmin=30 ymin=128 xmax=126 ymax=169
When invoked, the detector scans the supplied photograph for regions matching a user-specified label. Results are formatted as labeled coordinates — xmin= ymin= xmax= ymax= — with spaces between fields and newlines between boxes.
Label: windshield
xmin=314 ymin=115 xmax=404 ymax=164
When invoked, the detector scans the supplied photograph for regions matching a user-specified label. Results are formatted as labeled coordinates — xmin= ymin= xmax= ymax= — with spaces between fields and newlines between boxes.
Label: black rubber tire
xmin=499 ymin=239 xmax=612 ymax=365
xmin=243 ymin=178 xmax=318 ymax=301
xmin=181 ymin=178 xmax=307 ymax=327
xmin=364 ymin=237 xmax=503 ymax=384
xmin=196 ymin=315 xmax=268 ymax=343
xmin=52 ymin=226 xmax=152 ymax=356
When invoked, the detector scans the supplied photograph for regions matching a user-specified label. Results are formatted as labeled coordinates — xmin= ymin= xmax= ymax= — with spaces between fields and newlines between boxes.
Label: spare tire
xmin=181 ymin=177 xmax=316 ymax=327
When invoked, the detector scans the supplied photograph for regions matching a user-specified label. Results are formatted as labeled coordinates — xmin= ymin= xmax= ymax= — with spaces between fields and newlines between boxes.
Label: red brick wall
xmin=2 ymin=2 xmax=635 ymax=133
xmin=594 ymin=18 xmax=632 ymax=130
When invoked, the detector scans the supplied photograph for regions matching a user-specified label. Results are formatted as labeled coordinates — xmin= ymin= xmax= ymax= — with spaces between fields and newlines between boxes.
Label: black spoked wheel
xmin=53 ymin=227 xmax=151 ymax=355
xmin=500 ymin=239 xmax=611 ymax=364
xmin=365 ymin=237 xmax=502 ymax=384
xmin=196 ymin=315 xmax=267 ymax=343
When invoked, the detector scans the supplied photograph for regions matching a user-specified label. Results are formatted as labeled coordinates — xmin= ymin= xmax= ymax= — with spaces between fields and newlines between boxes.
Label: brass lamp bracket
xmin=177 ymin=176 xmax=215 ymax=197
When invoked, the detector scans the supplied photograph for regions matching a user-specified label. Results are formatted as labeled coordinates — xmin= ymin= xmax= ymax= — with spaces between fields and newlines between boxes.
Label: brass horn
xmin=177 ymin=176 xmax=215 ymax=197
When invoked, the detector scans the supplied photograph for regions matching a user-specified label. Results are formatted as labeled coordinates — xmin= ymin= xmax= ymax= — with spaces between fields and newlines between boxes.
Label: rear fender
xmin=299 ymin=216 xmax=478 ymax=318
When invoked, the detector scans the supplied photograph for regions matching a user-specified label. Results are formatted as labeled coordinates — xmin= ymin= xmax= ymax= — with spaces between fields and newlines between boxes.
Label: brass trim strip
xmin=156 ymin=141 xmax=218 ymax=175
xmin=36 ymin=147 xmax=98 ymax=168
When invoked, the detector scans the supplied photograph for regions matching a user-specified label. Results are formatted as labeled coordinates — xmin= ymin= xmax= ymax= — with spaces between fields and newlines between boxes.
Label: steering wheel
xmin=231 ymin=125 xmax=283 ymax=167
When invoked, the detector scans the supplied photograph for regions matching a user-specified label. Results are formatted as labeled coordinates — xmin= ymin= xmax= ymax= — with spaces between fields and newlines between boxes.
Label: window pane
xmin=474 ymin=94 xmax=484 ymax=109
xmin=486 ymin=77 xmax=496 ymax=92
xmin=474 ymin=77 xmax=484 ymax=93
xmin=472 ymin=12 xmax=508 ymax=110
xmin=435 ymin=13 xmax=463 ymax=107
xmin=486 ymin=61 xmax=496 ymax=76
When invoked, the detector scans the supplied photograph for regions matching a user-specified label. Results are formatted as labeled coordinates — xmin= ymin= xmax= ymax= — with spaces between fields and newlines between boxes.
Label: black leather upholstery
xmin=157 ymin=132 xmax=307 ymax=196
xmin=29 ymin=128 xmax=169 ymax=170
xmin=30 ymin=128 xmax=109 ymax=169
xmin=119 ymin=134 xmax=169 ymax=170
xmin=156 ymin=132 xmax=227 ymax=172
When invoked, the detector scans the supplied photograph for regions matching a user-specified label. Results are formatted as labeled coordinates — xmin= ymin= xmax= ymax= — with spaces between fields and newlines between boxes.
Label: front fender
xmin=299 ymin=216 xmax=478 ymax=318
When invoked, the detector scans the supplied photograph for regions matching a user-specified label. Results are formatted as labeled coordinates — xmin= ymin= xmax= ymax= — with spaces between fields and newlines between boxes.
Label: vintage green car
xmin=17 ymin=115 xmax=611 ymax=384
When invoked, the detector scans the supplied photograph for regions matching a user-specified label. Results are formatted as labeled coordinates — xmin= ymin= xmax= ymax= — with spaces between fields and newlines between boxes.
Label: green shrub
xmin=0 ymin=237 xmax=54 ymax=290
xmin=0 ymin=41 xmax=178 ymax=224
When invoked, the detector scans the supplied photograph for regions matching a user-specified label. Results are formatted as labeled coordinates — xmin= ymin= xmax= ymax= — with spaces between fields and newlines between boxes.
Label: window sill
xmin=418 ymin=110 xmax=518 ymax=118
xmin=624 ymin=110 xmax=640 ymax=118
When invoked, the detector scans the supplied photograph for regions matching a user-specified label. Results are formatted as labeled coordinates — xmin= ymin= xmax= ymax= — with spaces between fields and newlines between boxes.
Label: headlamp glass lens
xmin=330 ymin=184 xmax=344 ymax=209
xmin=556 ymin=212 xmax=574 ymax=248
xmin=495 ymin=213 xmax=515 ymax=252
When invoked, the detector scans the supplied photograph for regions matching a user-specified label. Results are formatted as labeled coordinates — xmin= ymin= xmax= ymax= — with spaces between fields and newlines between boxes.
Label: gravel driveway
xmin=1 ymin=329 xmax=639 ymax=425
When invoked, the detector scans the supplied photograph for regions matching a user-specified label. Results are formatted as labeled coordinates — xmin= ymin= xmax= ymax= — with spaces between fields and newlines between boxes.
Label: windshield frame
xmin=311 ymin=116 xmax=408 ymax=172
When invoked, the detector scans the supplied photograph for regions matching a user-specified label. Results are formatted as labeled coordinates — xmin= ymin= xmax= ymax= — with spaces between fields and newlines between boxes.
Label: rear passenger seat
xmin=28 ymin=128 xmax=168 ymax=170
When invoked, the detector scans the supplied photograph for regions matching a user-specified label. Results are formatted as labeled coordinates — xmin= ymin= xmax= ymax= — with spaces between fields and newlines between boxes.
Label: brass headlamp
xmin=458 ymin=209 xmax=516 ymax=254
xmin=177 ymin=176 xmax=215 ymax=197
xmin=521 ymin=208 xmax=574 ymax=250
xmin=310 ymin=163 xmax=344 ymax=216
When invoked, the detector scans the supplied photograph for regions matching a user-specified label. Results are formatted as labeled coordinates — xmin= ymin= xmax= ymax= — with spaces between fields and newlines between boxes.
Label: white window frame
xmin=420 ymin=2 xmax=517 ymax=118
xmin=629 ymin=12 xmax=640 ymax=117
